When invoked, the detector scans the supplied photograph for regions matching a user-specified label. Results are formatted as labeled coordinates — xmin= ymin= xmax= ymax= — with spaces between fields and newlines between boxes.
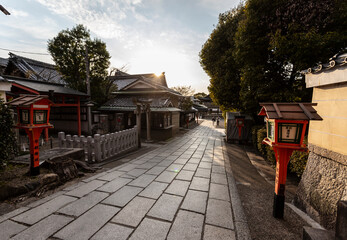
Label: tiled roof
xmin=258 ymin=102 xmax=322 ymax=120
xmin=301 ymin=52 xmax=347 ymax=75
xmin=6 ymin=53 xmax=64 ymax=84
xmin=109 ymin=72 xmax=181 ymax=96
xmin=100 ymin=96 xmax=180 ymax=112
xmin=5 ymin=75 xmax=88 ymax=96
xmin=0 ymin=57 xmax=8 ymax=67
xmin=7 ymin=95 xmax=49 ymax=107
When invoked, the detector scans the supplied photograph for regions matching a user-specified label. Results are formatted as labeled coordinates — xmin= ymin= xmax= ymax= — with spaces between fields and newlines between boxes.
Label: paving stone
xmin=65 ymin=180 xmax=106 ymax=197
xmin=98 ymin=171 xmax=124 ymax=181
xmin=0 ymin=207 xmax=29 ymax=224
xmin=112 ymin=196 xmax=155 ymax=227
xmin=211 ymin=172 xmax=228 ymax=185
xmin=166 ymin=163 xmax=183 ymax=172
xmin=54 ymin=204 xmax=119 ymax=240
xmin=204 ymin=224 xmax=236 ymax=240
xmin=136 ymin=162 xmax=158 ymax=170
xmin=181 ymin=190 xmax=208 ymax=214
xmin=147 ymin=194 xmax=182 ymax=221
xmin=167 ymin=210 xmax=204 ymax=240
xmin=155 ymin=171 xmax=177 ymax=183
xmin=201 ymin=157 xmax=213 ymax=163
xmin=157 ymin=160 xmax=175 ymax=167
xmin=83 ymin=171 xmax=108 ymax=183
xmin=128 ymin=174 xmax=156 ymax=187
xmin=210 ymin=183 xmax=230 ymax=201
xmin=176 ymin=170 xmax=194 ymax=181
xmin=126 ymin=168 xmax=147 ymax=177
xmin=174 ymin=158 xmax=189 ymax=165
xmin=206 ymin=199 xmax=234 ymax=229
xmin=12 ymin=195 xmax=77 ymax=225
xmin=102 ymin=186 xmax=143 ymax=207
xmin=188 ymin=157 xmax=201 ymax=164
xmin=183 ymin=163 xmax=198 ymax=171
xmin=195 ymin=168 xmax=211 ymax=178
xmin=91 ymin=223 xmax=133 ymax=240
xmin=138 ymin=181 xmax=168 ymax=199
xmin=189 ymin=176 xmax=210 ymax=192
xmin=28 ymin=190 xmax=66 ymax=208
xmin=199 ymin=162 xmax=212 ymax=169
xmin=118 ymin=163 xmax=138 ymax=172
xmin=212 ymin=165 xmax=225 ymax=174
xmin=0 ymin=220 xmax=27 ymax=239
xmin=129 ymin=218 xmax=171 ymax=240
xmin=145 ymin=166 xmax=166 ymax=175
xmin=58 ymin=191 xmax=109 ymax=217
xmin=165 ymin=180 xmax=190 ymax=196
xmin=11 ymin=214 xmax=73 ymax=240
xmin=97 ymin=177 xmax=132 ymax=193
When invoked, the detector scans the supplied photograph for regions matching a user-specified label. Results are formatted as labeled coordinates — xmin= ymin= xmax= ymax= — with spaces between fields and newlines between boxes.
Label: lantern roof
xmin=258 ymin=102 xmax=322 ymax=120
xmin=8 ymin=95 xmax=51 ymax=107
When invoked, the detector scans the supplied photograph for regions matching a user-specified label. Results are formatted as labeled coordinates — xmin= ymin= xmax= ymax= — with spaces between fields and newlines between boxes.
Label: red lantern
xmin=258 ymin=103 xmax=322 ymax=218
xmin=9 ymin=95 xmax=53 ymax=176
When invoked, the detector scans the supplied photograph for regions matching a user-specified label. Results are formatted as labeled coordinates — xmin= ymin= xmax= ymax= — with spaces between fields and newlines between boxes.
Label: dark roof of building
xmin=109 ymin=72 xmax=181 ymax=96
xmin=100 ymin=96 xmax=180 ymax=112
xmin=302 ymin=51 xmax=347 ymax=75
xmin=193 ymin=103 xmax=208 ymax=112
xmin=0 ymin=57 xmax=8 ymax=67
xmin=199 ymin=95 xmax=212 ymax=102
xmin=4 ymin=75 xmax=88 ymax=96
xmin=5 ymin=53 xmax=64 ymax=84
xmin=258 ymin=102 xmax=322 ymax=120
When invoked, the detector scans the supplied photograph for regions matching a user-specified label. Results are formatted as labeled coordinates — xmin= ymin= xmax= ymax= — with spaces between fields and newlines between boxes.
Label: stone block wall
xmin=294 ymin=144 xmax=347 ymax=230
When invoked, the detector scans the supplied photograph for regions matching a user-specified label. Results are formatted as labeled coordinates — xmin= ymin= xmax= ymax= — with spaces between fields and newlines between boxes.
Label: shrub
xmin=289 ymin=151 xmax=309 ymax=177
xmin=256 ymin=127 xmax=267 ymax=156
xmin=0 ymin=99 xmax=18 ymax=168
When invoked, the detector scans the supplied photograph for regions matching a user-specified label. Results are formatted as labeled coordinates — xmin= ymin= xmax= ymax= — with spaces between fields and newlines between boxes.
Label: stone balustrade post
xmin=100 ymin=135 xmax=105 ymax=160
xmin=94 ymin=134 xmax=101 ymax=162
xmin=66 ymin=135 xmax=72 ymax=148
xmin=87 ymin=136 xmax=93 ymax=162
xmin=72 ymin=135 xmax=79 ymax=148
xmin=58 ymin=132 xmax=65 ymax=148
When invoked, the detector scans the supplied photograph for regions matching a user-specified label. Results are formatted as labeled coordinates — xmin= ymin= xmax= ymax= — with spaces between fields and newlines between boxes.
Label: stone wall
xmin=294 ymin=144 xmax=347 ymax=230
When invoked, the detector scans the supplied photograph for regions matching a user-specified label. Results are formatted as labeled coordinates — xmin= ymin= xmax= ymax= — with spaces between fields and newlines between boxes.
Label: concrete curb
xmin=223 ymin=141 xmax=252 ymax=240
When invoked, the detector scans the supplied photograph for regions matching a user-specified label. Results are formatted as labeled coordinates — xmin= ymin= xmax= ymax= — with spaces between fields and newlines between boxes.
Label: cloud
xmin=8 ymin=9 xmax=29 ymax=17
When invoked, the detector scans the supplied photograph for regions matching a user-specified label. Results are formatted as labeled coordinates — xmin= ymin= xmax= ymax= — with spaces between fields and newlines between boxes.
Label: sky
xmin=0 ymin=0 xmax=241 ymax=93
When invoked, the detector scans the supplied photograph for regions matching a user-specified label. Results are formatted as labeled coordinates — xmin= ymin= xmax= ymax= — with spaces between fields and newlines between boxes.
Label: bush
xmin=256 ymin=127 xmax=267 ymax=156
xmin=0 ymin=99 xmax=17 ymax=168
xmin=289 ymin=151 xmax=309 ymax=177
xmin=253 ymin=125 xmax=309 ymax=177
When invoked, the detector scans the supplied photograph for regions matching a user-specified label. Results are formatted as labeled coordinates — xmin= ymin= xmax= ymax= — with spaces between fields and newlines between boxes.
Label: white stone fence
xmin=58 ymin=126 xmax=138 ymax=162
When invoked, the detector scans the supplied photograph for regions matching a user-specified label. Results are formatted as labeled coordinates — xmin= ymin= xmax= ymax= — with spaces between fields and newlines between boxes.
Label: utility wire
xmin=0 ymin=47 xmax=50 ymax=56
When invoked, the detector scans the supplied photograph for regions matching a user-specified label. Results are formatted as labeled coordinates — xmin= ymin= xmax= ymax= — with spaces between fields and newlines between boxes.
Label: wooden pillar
xmin=77 ymin=97 xmax=81 ymax=136
xmin=135 ymin=104 xmax=141 ymax=148
xmin=145 ymin=104 xmax=151 ymax=142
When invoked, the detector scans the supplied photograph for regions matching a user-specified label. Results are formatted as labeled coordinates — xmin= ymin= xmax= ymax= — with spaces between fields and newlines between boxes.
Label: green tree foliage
xmin=0 ymin=99 xmax=17 ymax=168
xmin=48 ymin=24 xmax=112 ymax=104
xmin=200 ymin=0 xmax=346 ymax=117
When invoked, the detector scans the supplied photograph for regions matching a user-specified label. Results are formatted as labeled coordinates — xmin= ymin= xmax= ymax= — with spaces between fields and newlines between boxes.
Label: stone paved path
xmin=0 ymin=120 xmax=249 ymax=240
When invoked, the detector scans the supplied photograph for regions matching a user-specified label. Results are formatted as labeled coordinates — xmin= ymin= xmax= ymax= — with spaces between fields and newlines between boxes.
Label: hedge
xmin=252 ymin=125 xmax=308 ymax=177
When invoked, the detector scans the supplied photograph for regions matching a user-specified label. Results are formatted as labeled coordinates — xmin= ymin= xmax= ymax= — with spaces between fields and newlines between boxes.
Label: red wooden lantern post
xmin=258 ymin=103 xmax=322 ymax=218
xmin=9 ymin=95 xmax=53 ymax=176
xmin=235 ymin=116 xmax=245 ymax=143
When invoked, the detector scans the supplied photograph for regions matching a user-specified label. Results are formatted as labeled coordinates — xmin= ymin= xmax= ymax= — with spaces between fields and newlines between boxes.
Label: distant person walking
xmin=216 ymin=117 xmax=220 ymax=126
xmin=212 ymin=117 xmax=215 ymax=125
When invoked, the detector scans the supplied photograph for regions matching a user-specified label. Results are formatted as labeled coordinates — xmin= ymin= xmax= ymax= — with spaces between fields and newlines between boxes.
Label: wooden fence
xmin=58 ymin=126 xmax=138 ymax=162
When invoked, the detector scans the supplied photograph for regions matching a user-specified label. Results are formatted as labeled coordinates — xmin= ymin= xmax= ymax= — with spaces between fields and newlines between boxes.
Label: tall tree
xmin=48 ymin=24 xmax=111 ymax=104
xmin=200 ymin=0 xmax=346 ymax=117
xmin=200 ymin=6 xmax=244 ymax=112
